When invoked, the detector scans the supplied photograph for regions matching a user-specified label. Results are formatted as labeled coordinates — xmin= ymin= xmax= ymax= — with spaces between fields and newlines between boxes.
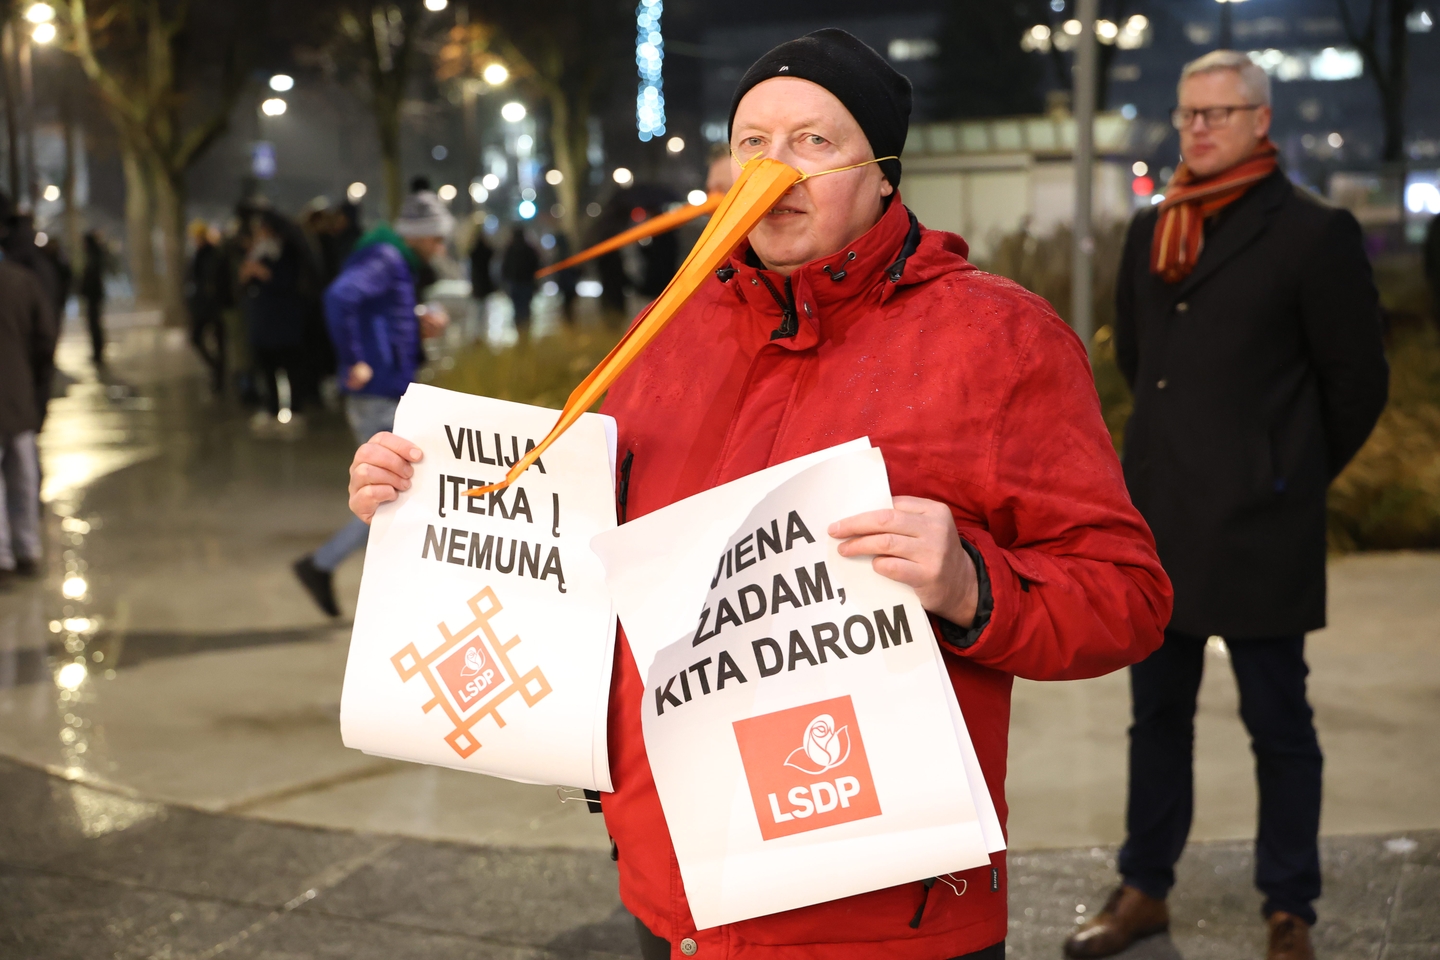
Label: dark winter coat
xmin=0 ymin=259 xmax=58 ymax=436
xmin=1115 ymin=168 xmax=1389 ymax=638
xmin=599 ymin=195 xmax=1172 ymax=958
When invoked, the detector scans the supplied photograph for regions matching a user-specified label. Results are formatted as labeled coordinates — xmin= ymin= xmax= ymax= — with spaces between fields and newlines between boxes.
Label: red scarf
xmin=1150 ymin=138 xmax=1279 ymax=283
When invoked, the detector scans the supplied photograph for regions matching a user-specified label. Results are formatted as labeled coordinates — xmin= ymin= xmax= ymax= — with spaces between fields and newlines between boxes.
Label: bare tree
xmin=62 ymin=0 xmax=255 ymax=324
xmin=1336 ymin=0 xmax=1414 ymax=165
xmin=441 ymin=0 xmax=629 ymax=249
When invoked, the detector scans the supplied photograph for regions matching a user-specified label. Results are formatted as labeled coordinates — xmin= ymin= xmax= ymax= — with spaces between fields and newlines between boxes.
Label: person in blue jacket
xmin=293 ymin=191 xmax=453 ymax=616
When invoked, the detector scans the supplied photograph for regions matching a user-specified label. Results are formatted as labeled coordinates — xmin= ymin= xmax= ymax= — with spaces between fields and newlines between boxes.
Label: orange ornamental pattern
xmin=390 ymin=586 xmax=551 ymax=759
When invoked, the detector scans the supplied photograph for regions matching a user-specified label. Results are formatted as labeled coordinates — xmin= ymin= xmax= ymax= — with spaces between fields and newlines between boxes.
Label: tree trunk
xmin=545 ymin=87 xmax=584 ymax=249
xmin=62 ymin=102 xmax=81 ymax=267
xmin=120 ymin=132 xmax=159 ymax=307
xmin=150 ymin=163 xmax=188 ymax=328
xmin=1 ymin=22 xmax=19 ymax=198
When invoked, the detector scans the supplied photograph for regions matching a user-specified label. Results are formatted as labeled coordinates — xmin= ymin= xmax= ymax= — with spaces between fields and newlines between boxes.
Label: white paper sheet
xmin=341 ymin=383 xmax=617 ymax=790
xmin=591 ymin=444 xmax=1004 ymax=927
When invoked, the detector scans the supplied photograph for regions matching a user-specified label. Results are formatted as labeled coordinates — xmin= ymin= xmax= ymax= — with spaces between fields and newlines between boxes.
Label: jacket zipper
xmin=757 ymin=273 xmax=798 ymax=340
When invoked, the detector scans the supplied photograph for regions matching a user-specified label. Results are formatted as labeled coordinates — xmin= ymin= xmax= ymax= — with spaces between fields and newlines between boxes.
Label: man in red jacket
xmin=347 ymin=29 xmax=1171 ymax=960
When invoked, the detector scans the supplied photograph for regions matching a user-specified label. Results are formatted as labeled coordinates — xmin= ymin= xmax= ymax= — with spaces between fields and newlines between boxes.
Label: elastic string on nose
xmin=729 ymin=147 xmax=899 ymax=182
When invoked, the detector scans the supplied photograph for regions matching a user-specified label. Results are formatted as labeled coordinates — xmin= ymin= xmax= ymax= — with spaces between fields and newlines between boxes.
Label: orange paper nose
xmin=464 ymin=158 xmax=804 ymax=497
xmin=535 ymin=195 xmax=722 ymax=279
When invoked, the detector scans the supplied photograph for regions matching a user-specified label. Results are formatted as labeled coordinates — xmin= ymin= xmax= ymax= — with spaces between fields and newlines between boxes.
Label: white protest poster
xmin=591 ymin=445 xmax=1003 ymax=928
xmin=341 ymin=383 xmax=617 ymax=791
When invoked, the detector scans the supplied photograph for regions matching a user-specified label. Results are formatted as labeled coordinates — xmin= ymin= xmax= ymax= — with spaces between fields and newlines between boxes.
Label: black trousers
xmin=85 ymin=295 xmax=105 ymax=366
xmin=1118 ymin=630 xmax=1322 ymax=924
xmin=635 ymin=920 xmax=1002 ymax=959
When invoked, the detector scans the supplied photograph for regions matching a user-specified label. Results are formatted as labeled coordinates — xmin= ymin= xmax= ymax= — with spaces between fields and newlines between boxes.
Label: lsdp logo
xmin=732 ymin=695 xmax=882 ymax=840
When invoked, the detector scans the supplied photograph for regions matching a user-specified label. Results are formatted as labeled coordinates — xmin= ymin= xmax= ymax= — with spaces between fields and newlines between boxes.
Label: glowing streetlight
xmin=481 ymin=173 xmax=500 ymax=191
xmin=612 ymin=167 xmax=634 ymax=185
xmin=469 ymin=182 xmax=489 ymax=203
xmin=32 ymin=21 xmax=56 ymax=43
xmin=346 ymin=182 xmax=367 ymax=202
xmin=424 ymin=0 xmax=448 ymax=10
xmin=437 ymin=184 xmax=457 ymax=201
xmin=25 ymin=3 xmax=55 ymax=23
xmin=269 ymin=74 xmax=294 ymax=92
xmin=545 ymin=169 xmax=564 ymax=185
xmin=42 ymin=184 xmax=60 ymax=201
xmin=61 ymin=576 xmax=87 ymax=599
xmin=261 ymin=98 xmax=287 ymax=116
xmin=500 ymin=101 xmax=527 ymax=123
xmin=666 ymin=136 xmax=685 ymax=154
xmin=687 ymin=189 xmax=707 ymax=206
xmin=482 ymin=63 xmax=509 ymax=85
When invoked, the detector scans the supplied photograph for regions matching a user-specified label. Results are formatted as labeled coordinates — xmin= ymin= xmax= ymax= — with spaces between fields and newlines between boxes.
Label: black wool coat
xmin=0 ymin=259 xmax=58 ymax=437
xmin=1115 ymin=168 xmax=1389 ymax=638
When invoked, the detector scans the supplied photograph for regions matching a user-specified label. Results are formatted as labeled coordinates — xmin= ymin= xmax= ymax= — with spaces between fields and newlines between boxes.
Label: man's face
xmin=407 ymin=235 xmax=445 ymax=261
xmin=730 ymin=77 xmax=893 ymax=275
xmin=1177 ymin=70 xmax=1271 ymax=179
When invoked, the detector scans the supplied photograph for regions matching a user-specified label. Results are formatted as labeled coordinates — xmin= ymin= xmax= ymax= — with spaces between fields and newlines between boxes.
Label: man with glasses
xmin=1064 ymin=50 xmax=1389 ymax=960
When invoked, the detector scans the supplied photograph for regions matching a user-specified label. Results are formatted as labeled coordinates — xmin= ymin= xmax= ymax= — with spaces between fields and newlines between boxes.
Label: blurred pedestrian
xmin=186 ymin=221 xmax=230 ymax=394
xmin=1425 ymin=212 xmax=1440 ymax=324
xmin=0 ymin=212 xmax=58 ymax=584
xmin=468 ymin=228 xmax=495 ymax=305
xmin=706 ymin=142 xmax=735 ymax=195
xmin=550 ymin=233 xmax=579 ymax=325
xmin=79 ymin=230 xmax=107 ymax=368
xmin=1066 ymin=51 xmax=1389 ymax=960
xmin=500 ymin=228 xmax=539 ymax=333
xmin=239 ymin=210 xmax=310 ymax=426
xmin=292 ymin=190 xmax=453 ymax=616
xmin=637 ymin=222 xmax=678 ymax=298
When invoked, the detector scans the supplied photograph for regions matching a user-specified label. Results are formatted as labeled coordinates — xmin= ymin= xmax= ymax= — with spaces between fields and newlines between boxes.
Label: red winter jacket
xmin=598 ymin=195 xmax=1171 ymax=959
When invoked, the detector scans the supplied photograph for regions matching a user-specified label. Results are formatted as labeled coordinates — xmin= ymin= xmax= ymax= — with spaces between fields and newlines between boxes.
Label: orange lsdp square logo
xmin=389 ymin=586 xmax=551 ymax=759
xmin=732 ymin=695 xmax=883 ymax=840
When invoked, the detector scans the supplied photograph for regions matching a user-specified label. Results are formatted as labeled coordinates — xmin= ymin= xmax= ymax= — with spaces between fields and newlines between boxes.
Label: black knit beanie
xmin=727 ymin=28 xmax=912 ymax=188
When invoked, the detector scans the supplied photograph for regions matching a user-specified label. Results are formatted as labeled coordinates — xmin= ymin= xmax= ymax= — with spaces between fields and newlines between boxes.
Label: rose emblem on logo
xmin=783 ymin=714 xmax=851 ymax=775
xmin=460 ymin=645 xmax=485 ymax=677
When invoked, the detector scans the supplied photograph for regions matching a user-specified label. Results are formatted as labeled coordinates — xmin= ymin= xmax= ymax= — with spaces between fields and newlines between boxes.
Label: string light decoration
xmin=635 ymin=0 xmax=665 ymax=141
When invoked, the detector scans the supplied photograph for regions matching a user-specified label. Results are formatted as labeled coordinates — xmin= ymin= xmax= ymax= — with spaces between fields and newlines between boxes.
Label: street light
xmin=469 ymin=182 xmax=489 ymax=203
xmin=42 ymin=184 xmax=59 ymax=201
xmin=500 ymin=101 xmax=526 ymax=123
xmin=666 ymin=136 xmax=685 ymax=154
xmin=346 ymin=182 xmax=367 ymax=202
xmin=424 ymin=0 xmax=448 ymax=10
xmin=261 ymin=98 xmax=287 ymax=116
xmin=482 ymin=63 xmax=509 ymax=85
xmin=687 ymin=189 xmax=707 ymax=205
xmin=481 ymin=173 xmax=500 ymax=191
xmin=25 ymin=3 xmax=54 ymax=22
xmin=438 ymin=184 xmax=457 ymax=201
xmin=612 ymin=167 xmax=633 ymax=185
xmin=31 ymin=21 xmax=55 ymax=43
xmin=269 ymin=74 xmax=294 ymax=92
xmin=545 ymin=169 xmax=564 ymax=185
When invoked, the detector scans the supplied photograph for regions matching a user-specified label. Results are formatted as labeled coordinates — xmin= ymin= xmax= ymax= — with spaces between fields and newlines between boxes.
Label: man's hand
xmin=348 ymin=432 xmax=422 ymax=523
xmin=828 ymin=496 xmax=979 ymax=627
xmin=345 ymin=361 xmax=374 ymax=391
xmin=418 ymin=304 xmax=450 ymax=340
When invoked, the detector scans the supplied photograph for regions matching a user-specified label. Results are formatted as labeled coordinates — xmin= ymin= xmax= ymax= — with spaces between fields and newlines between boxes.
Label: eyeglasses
xmin=1170 ymin=104 xmax=1263 ymax=130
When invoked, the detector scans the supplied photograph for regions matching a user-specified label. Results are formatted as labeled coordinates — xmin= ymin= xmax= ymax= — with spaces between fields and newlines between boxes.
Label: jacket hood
xmin=718 ymin=193 xmax=975 ymax=347
xmin=350 ymin=222 xmax=421 ymax=273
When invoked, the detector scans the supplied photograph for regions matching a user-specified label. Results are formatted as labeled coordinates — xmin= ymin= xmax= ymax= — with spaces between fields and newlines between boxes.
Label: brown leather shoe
xmin=1063 ymin=884 xmax=1169 ymax=959
xmin=1266 ymin=911 xmax=1315 ymax=960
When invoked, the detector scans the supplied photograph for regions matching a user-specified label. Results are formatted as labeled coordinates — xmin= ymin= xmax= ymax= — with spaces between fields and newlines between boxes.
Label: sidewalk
xmin=3 ymin=757 xmax=1434 ymax=959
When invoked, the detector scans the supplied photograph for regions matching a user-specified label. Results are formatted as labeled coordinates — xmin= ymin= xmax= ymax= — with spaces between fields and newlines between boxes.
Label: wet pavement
xmin=2 ymin=310 xmax=1438 ymax=958
xmin=4 ymin=754 xmax=1436 ymax=959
